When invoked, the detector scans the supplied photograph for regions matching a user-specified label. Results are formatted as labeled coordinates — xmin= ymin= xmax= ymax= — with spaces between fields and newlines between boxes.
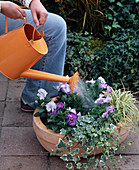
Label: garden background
xmin=42 ymin=0 xmax=139 ymax=92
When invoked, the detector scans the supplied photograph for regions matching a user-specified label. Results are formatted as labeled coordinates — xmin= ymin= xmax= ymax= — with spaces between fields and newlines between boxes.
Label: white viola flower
xmin=86 ymin=78 xmax=96 ymax=84
xmin=46 ymin=101 xmax=56 ymax=112
xmin=37 ymin=88 xmax=48 ymax=100
xmin=98 ymin=76 xmax=106 ymax=84
xmin=77 ymin=112 xmax=81 ymax=116
xmin=67 ymin=107 xmax=76 ymax=114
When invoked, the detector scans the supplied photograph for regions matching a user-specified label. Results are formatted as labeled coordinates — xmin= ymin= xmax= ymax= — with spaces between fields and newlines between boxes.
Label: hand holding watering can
xmin=0 ymin=3 xmax=78 ymax=92
xmin=0 ymin=0 xmax=48 ymax=26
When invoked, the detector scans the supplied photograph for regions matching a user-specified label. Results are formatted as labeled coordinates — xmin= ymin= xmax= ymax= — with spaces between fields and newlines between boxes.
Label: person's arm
xmin=0 ymin=1 xmax=27 ymax=19
xmin=18 ymin=0 xmax=48 ymax=26
xmin=30 ymin=0 xmax=48 ymax=27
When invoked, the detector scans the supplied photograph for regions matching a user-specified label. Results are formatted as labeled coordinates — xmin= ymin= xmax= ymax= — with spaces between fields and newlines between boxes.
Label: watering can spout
xmin=21 ymin=69 xmax=79 ymax=93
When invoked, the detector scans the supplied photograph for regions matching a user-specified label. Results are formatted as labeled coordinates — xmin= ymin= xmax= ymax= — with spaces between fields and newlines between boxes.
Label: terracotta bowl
xmin=33 ymin=109 xmax=131 ymax=157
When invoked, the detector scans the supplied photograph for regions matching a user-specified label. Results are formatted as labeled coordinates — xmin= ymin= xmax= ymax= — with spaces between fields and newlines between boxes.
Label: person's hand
xmin=30 ymin=0 xmax=48 ymax=27
xmin=1 ymin=1 xmax=27 ymax=19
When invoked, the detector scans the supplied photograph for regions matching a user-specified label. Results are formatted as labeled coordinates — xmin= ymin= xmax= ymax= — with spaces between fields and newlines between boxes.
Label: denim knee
xmin=44 ymin=13 xmax=67 ymax=42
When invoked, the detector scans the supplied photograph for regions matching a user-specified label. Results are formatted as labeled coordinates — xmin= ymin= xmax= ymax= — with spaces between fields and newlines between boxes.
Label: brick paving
xmin=0 ymin=72 xmax=139 ymax=170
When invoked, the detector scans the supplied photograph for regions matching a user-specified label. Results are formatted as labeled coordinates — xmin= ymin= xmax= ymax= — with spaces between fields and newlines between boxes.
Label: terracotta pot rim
xmin=33 ymin=109 xmax=64 ymax=138
xmin=33 ymin=109 xmax=131 ymax=137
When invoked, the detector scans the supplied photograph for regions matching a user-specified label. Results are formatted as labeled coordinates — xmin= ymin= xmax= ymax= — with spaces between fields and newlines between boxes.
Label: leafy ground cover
xmin=42 ymin=0 xmax=139 ymax=91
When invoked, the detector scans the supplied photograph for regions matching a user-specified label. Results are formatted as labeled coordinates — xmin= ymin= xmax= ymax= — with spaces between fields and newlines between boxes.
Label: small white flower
xmin=77 ymin=112 xmax=81 ymax=116
xmin=98 ymin=76 xmax=106 ymax=84
xmin=67 ymin=107 xmax=77 ymax=114
xmin=46 ymin=101 xmax=56 ymax=112
xmin=86 ymin=78 xmax=96 ymax=84
xmin=37 ymin=88 xmax=48 ymax=100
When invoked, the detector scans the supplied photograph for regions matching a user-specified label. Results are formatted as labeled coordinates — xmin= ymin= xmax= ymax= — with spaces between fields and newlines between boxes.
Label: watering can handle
xmin=32 ymin=25 xmax=45 ymax=41
xmin=5 ymin=16 xmax=27 ymax=34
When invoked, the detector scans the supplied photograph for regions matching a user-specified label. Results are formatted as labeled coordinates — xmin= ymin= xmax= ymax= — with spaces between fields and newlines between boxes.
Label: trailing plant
xmin=33 ymin=77 xmax=139 ymax=169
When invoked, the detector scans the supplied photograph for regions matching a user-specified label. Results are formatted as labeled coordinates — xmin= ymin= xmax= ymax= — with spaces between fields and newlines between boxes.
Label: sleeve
xmin=17 ymin=0 xmax=32 ymax=8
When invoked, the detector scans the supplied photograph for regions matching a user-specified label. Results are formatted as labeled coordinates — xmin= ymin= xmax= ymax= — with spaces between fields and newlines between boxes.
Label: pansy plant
xmin=34 ymin=76 xmax=138 ymax=169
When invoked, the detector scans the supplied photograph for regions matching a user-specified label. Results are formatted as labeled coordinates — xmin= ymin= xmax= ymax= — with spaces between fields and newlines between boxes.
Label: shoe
xmin=21 ymin=99 xmax=35 ymax=113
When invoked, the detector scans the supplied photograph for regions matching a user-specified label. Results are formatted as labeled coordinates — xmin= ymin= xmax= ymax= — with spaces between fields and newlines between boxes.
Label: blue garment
xmin=0 ymin=10 xmax=67 ymax=106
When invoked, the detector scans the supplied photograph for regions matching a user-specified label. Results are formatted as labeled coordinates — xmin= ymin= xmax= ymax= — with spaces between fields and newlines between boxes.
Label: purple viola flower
xmin=65 ymin=112 xmax=78 ymax=126
xmin=56 ymin=82 xmax=64 ymax=91
xmin=94 ymin=94 xmax=105 ymax=104
xmin=107 ymin=86 xmax=112 ymax=93
xmin=102 ymin=112 xmax=109 ymax=118
xmin=57 ymin=82 xmax=71 ymax=94
xmin=56 ymin=102 xmax=64 ymax=110
xmin=102 ymin=105 xmax=114 ymax=118
xmin=61 ymin=83 xmax=71 ymax=94
xmin=99 ymin=83 xmax=107 ymax=89
xmin=103 ymin=95 xmax=112 ymax=103
xmin=106 ymin=105 xmax=114 ymax=113
xmin=35 ymin=100 xmax=38 ymax=104
xmin=48 ymin=102 xmax=64 ymax=116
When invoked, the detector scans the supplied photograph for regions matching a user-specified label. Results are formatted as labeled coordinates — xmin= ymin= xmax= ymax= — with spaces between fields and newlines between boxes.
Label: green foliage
xmin=33 ymin=78 xmax=138 ymax=169
xmin=42 ymin=0 xmax=138 ymax=38
xmin=65 ymin=28 xmax=139 ymax=91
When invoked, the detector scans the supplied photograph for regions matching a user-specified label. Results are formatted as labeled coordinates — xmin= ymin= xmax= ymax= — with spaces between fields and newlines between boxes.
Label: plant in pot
xmin=33 ymin=77 xmax=139 ymax=169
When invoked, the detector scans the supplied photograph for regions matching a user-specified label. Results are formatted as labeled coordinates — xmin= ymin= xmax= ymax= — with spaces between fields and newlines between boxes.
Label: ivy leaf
xmin=77 ymin=162 xmax=82 ymax=169
xmin=81 ymin=151 xmax=88 ymax=158
xmin=116 ymin=2 xmax=123 ymax=7
xmin=89 ymin=157 xmax=95 ymax=163
xmin=73 ymin=157 xmax=77 ymax=163
xmin=101 ymin=155 xmax=107 ymax=162
xmin=82 ymin=163 xmax=88 ymax=169
xmin=60 ymin=128 xmax=66 ymax=134
xmin=57 ymin=138 xmax=67 ymax=149
xmin=60 ymin=154 xmax=68 ymax=161
xmin=99 ymin=160 xmax=105 ymax=166
xmin=55 ymin=150 xmax=61 ymax=154
xmin=66 ymin=163 xmax=73 ymax=169
xmin=68 ymin=140 xmax=73 ymax=146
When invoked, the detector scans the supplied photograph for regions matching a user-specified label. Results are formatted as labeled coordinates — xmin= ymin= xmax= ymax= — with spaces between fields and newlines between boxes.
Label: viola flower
xmin=77 ymin=112 xmax=81 ymax=116
xmin=35 ymin=100 xmax=38 ymax=104
xmin=67 ymin=107 xmax=76 ymax=114
xmin=57 ymin=82 xmax=71 ymax=94
xmin=65 ymin=112 xmax=78 ymax=126
xmin=56 ymin=102 xmax=64 ymax=110
xmin=98 ymin=76 xmax=106 ymax=84
xmin=46 ymin=101 xmax=56 ymax=112
xmin=107 ymin=86 xmax=112 ymax=93
xmin=106 ymin=105 xmax=114 ymax=113
xmin=103 ymin=95 xmax=112 ymax=103
xmin=99 ymin=83 xmax=107 ymax=89
xmin=37 ymin=88 xmax=48 ymax=100
xmin=56 ymin=82 xmax=64 ymax=91
xmin=49 ymin=102 xmax=64 ymax=116
xmin=86 ymin=78 xmax=96 ymax=84
xmin=94 ymin=94 xmax=105 ymax=104
xmin=102 ymin=105 xmax=114 ymax=118
xmin=102 ymin=112 xmax=109 ymax=118
xmin=61 ymin=83 xmax=71 ymax=94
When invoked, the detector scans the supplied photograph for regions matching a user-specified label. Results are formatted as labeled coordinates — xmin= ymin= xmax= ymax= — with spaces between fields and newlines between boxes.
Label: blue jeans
xmin=0 ymin=10 xmax=67 ymax=106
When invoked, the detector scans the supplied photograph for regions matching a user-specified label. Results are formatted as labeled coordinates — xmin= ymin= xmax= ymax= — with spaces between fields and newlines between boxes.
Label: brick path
xmin=0 ymin=73 xmax=139 ymax=170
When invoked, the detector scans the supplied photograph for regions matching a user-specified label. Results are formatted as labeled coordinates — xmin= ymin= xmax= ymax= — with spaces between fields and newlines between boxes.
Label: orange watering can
xmin=0 ymin=17 xmax=78 ymax=92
